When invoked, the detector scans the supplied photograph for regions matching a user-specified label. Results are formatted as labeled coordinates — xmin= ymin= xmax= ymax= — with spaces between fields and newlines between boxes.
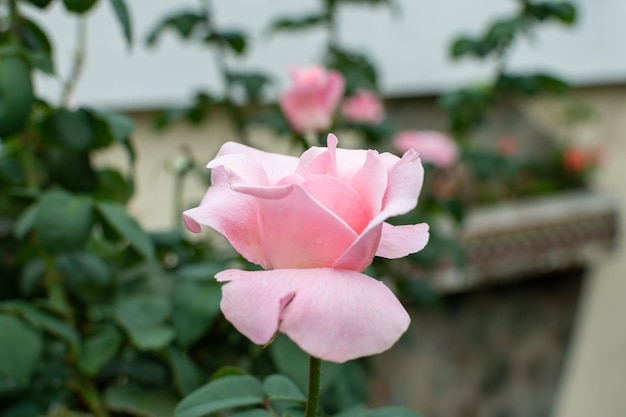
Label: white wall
xmin=30 ymin=0 xmax=626 ymax=110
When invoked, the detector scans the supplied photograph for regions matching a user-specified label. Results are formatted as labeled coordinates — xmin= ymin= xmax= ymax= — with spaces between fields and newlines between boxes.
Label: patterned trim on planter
xmin=431 ymin=192 xmax=618 ymax=293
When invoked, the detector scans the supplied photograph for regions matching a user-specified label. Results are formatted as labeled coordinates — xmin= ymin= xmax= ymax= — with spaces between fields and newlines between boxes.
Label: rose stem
xmin=304 ymin=356 xmax=322 ymax=417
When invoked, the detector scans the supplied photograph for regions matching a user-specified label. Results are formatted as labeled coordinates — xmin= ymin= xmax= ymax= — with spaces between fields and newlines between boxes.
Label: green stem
xmin=201 ymin=0 xmax=250 ymax=145
xmin=70 ymin=376 xmax=110 ymax=417
xmin=173 ymin=172 xmax=184 ymax=228
xmin=6 ymin=0 xmax=21 ymax=39
xmin=304 ymin=356 xmax=322 ymax=417
xmin=61 ymin=16 xmax=87 ymax=107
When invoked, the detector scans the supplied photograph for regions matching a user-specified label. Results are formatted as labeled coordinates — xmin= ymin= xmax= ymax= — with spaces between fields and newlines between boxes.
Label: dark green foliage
xmin=108 ymin=0 xmax=133 ymax=48
xmin=267 ymin=13 xmax=330 ymax=34
xmin=444 ymin=1 xmax=576 ymax=136
xmin=62 ymin=0 xmax=98 ymax=14
xmin=0 ymin=56 xmax=34 ymax=138
xmin=146 ymin=11 xmax=208 ymax=46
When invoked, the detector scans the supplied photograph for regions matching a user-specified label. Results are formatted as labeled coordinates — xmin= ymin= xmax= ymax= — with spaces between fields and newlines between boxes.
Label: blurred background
xmin=1 ymin=0 xmax=624 ymax=416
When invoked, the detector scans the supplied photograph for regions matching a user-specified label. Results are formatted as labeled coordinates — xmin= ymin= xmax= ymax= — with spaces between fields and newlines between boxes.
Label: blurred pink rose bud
xmin=279 ymin=65 xmax=345 ymax=134
xmin=184 ymin=133 xmax=429 ymax=362
xmin=341 ymin=89 xmax=385 ymax=124
xmin=393 ymin=130 xmax=459 ymax=169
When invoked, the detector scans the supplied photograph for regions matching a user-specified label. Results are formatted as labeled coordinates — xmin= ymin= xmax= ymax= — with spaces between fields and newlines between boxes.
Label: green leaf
xmin=146 ymin=12 xmax=207 ymax=46
xmin=174 ymin=262 xmax=223 ymax=282
xmin=0 ymin=56 xmax=35 ymax=138
xmin=0 ymin=314 xmax=42 ymax=392
xmin=167 ymin=347 xmax=202 ymax=395
xmin=325 ymin=47 xmax=378 ymax=91
xmin=210 ymin=366 xmax=247 ymax=380
xmin=43 ymin=108 xmax=94 ymax=151
xmin=94 ymin=168 xmax=133 ymax=203
xmin=62 ymin=0 xmax=98 ymax=14
xmin=13 ymin=201 xmax=39 ymax=239
xmin=483 ymin=17 xmax=523 ymax=53
xmin=18 ymin=18 xmax=55 ymax=74
xmin=268 ymin=336 xmax=342 ymax=392
xmin=115 ymin=294 xmax=174 ymax=350
xmin=525 ymin=2 xmax=576 ymax=24
xmin=46 ymin=149 xmax=97 ymax=192
xmin=98 ymin=110 xmax=134 ymax=143
xmin=549 ymin=2 xmax=577 ymax=23
xmin=450 ymin=37 xmax=477 ymax=59
xmin=96 ymin=201 xmax=155 ymax=259
xmin=0 ymin=402 xmax=44 ymax=417
xmin=175 ymin=375 xmax=264 ymax=417
xmin=185 ymin=92 xmax=214 ymax=125
xmin=109 ymin=0 xmax=133 ymax=48
xmin=267 ymin=13 xmax=329 ymax=34
xmin=0 ymin=155 xmax=24 ymax=185
xmin=78 ymin=326 xmax=123 ymax=375
xmin=171 ymin=280 xmax=221 ymax=347
xmin=19 ymin=259 xmax=45 ymax=296
xmin=105 ymin=383 xmax=178 ymax=417
xmin=227 ymin=71 xmax=273 ymax=102
xmin=230 ymin=411 xmax=274 ymax=417
xmin=205 ymin=31 xmax=247 ymax=55
xmin=35 ymin=189 xmax=93 ymax=254
xmin=55 ymin=252 xmax=112 ymax=301
xmin=263 ymin=374 xmax=305 ymax=403
xmin=26 ymin=0 xmax=54 ymax=8
xmin=14 ymin=303 xmax=81 ymax=353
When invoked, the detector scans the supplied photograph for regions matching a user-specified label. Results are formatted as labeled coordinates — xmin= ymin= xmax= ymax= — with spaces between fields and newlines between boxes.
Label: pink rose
xmin=184 ymin=134 xmax=429 ymax=362
xmin=393 ymin=130 xmax=459 ymax=169
xmin=341 ymin=89 xmax=385 ymax=124
xmin=279 ymin=66 xmax=345 ymax=134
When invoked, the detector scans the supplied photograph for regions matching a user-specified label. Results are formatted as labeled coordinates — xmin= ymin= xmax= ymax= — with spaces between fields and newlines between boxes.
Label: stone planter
xmin=429 ymin=192 xmax=618 ymax=293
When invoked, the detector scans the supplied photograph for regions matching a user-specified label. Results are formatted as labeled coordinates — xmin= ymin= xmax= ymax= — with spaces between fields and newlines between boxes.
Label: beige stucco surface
xmin=546 ymin=88 xmax=626 ymax=417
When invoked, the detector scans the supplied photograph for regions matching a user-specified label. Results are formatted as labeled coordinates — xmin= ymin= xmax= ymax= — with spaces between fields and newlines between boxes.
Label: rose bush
xmin=184 ymin=134 xmax=429 ymax=362
xmin=394 ymin=130 xmax=459 ymax=169
xmin=341 ymin=89 xmax=385 ymax=124
xmin=279 ymin=66 xmax=345 ymax=134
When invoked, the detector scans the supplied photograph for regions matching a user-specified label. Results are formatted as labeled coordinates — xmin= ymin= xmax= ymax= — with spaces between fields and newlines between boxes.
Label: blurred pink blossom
xmin=341 ymin=89 xmax=385 ymax=124
xmin=184 ymin=133 xmax=429 ymax=362
xmin=393 ymin=130 xmax=459 ymax=168
xmin=279 ymin=65 xmax=345 ymax=134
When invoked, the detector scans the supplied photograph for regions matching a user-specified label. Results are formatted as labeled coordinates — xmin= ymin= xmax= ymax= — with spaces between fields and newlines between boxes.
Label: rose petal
xmin=302 ymin=174 xmax=370 ymax=234
xmin=376 ymin=222 xmax=430 ymax=259
xmin=381 ymin=149 xmax=424 ymax=218
xmin=331 ymin=223 xmax=383 ymax=271
xmin=321 ymin=71 xmax=345 ymax=111
xmin=183 ymin=168 xmax=269 ymax=268
xmin=300 ymin=133 xmax=339 ymax=177
xmin=257 ymin=184 xmax=358 ymax=269
xmin=213 ymin=141 xmax=299 ymax=184
xmin=333 ymin=150 xmax=424 ymax=271
xmin=216 ymin=268 xmax=410 ymax=363
xmin=347 ymin=150 xmax=388 ymax=217
xmin=208 ymin=154 xmax=270 ymax=187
